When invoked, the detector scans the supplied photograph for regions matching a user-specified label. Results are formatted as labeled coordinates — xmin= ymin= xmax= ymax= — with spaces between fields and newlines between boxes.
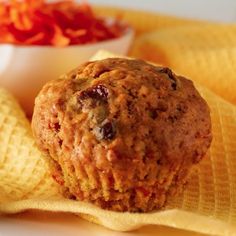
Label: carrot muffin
xmin=32 ymin=58 xmax=212 ymax=212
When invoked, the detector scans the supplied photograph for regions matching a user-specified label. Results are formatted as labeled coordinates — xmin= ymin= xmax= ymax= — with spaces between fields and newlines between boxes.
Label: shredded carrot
xmin=0 ymin=0 xmax=127 ymax=46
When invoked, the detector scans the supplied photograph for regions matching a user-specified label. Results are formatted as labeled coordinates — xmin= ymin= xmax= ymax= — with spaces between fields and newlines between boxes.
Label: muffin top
xmin=32 ymin=58 xmax=212 ymax=173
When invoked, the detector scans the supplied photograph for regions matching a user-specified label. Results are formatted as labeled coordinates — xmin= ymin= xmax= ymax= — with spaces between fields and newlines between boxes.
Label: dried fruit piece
xmin=99 ymin=120 xmax=116 ymax=140
xmin=79 ymin=85 xmax=109 ymax=102
xmin=94 ymin=120 xmax=116 ymax=141
xmin=158 ymin=67 xmax=177 ymax=90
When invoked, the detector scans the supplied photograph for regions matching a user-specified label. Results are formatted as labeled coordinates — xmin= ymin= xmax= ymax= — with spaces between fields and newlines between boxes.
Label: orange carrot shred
xmin=0 ymin=0 xmax=127 ymax=47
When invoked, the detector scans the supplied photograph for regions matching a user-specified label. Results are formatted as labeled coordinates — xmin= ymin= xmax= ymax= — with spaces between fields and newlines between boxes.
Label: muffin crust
xmin=32 ymin=58 xmax=212 ymax=212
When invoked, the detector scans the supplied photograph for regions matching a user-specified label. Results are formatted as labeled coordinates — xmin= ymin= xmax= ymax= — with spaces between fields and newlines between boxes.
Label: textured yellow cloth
xmin=0 ymin=88 xmax=59 ymax=203
xmin=0 ymin=50 xmax=236 ymax=235
xmin=131 ymin=24 xmax=236 ymax=104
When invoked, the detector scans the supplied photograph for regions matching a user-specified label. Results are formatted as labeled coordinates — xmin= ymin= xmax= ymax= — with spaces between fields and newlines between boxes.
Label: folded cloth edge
xmin=0 ymin=198 xmax=235 ymax=235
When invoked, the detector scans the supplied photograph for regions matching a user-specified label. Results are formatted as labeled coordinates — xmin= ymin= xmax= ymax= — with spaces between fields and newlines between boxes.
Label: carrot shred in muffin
xmin=0 ymin=0 xmax=127 ymax=46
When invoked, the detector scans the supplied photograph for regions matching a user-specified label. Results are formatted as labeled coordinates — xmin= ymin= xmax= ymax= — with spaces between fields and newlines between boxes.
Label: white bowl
xmin=0 ymin=28 xmax=134 ymax=116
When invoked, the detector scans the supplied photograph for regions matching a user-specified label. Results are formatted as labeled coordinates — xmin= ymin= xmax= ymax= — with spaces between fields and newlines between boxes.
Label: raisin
xmin=79 ymin=84 xmax=109 ymax=102
xmin=95 ymin=120 xmax=116 ymax=140
xmin=159 ymin=67 xmax=174 ymax=79
xmin=171 ymin=83 xmax=177 ymax=90
xmin=100 ymin=121 xmax=116 ymax=140
xmin=149 ymin=109 xmax=158 ymax=119
xmin=159 ymin=67 xmax=177 ymax=90
xmin=54 ymin=122 xmax=60 ymax=132
xmin=71 ymin=74 xmax=77 ymax=79
xmin=93 ymin=85 xmax=109 ymax=100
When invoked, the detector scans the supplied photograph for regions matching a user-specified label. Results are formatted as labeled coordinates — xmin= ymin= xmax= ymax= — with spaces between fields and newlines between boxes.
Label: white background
xmin=90 ymin=0 xmax=236 ymax=22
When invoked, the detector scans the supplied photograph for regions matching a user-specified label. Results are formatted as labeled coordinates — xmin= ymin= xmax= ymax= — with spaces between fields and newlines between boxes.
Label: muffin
xmin=32 ymin=58 xmax=212 ymax=212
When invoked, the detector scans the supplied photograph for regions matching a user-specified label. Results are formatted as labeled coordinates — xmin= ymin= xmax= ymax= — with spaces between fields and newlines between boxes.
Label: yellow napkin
xmin=0 ymin=88 xmax=59 ymax=203
xmin=0 ymin=50 xmax=236 ymax=235
xmin=131 ymin=24 xmax=236 ymax=104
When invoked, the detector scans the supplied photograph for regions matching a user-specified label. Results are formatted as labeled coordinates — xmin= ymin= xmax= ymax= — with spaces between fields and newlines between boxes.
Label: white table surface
xmin=90 ymin=0 xmax=236 ymax=23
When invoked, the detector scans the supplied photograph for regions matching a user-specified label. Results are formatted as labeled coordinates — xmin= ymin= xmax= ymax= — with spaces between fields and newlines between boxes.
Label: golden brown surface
xmin=32 ymin=58 xmax=212 ymax=212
